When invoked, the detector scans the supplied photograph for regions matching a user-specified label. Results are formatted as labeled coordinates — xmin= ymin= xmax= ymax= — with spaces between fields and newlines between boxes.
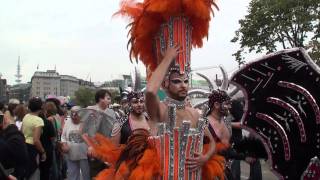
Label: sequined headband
xmin=127 ymin=91 xmax=144 ymax=102
xmin=208 ymin=90 xmax=230 ymax=106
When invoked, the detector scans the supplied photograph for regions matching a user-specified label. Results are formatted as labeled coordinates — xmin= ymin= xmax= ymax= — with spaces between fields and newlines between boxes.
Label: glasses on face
xmin=170 ymin=79 xmax=189 ymax=84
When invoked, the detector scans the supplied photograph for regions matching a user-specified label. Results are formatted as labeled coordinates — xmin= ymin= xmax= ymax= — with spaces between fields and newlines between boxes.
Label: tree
xmin=73 ymin=87 xmax=95 ymax=107
xmin=307 ymin=40 xmax=320 ymax=66
xmin=231 ymin=0 xmax=320 ymax=65
xmin=108 ymin=89 xmax=120 ymax=103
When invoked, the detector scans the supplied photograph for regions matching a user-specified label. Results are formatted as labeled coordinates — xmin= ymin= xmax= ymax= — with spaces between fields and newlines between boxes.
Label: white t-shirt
xmin=61 ymin=118 xmax=88 ymax=160
xmin=15 ymin=121 xmax=22 ymax=130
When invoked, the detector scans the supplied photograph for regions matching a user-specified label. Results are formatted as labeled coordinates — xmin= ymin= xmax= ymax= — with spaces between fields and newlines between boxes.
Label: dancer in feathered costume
xmin=113 ymin=91 xmax=151 ymax=144
xmin=82 ymin=0 xmax=229 ymax=179
xmin=83 ymin=129 xmax=161 ymax=180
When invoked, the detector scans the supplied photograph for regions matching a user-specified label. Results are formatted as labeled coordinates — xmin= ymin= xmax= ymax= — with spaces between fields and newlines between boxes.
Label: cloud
xmin=0 ymin=0 xmax=251 ymax=85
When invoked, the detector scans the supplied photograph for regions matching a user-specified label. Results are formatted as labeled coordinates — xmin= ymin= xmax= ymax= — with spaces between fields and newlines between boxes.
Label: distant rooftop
xmin=33 ymin=70 xmax=60 ymax=78
xmin=60 ymin=75 xmax=78 ymax=82
xmin=10 ymin=83 xmax=31 ymax=90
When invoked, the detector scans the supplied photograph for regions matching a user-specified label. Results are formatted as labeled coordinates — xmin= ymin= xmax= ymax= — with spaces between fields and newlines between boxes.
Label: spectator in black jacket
xmin=39 ymin=111 xmax=56 ymax=180
xmin=228 ymin=98 xmax=266 ymax=180
xmin=0 ymin=113 xmax=28 ymax=180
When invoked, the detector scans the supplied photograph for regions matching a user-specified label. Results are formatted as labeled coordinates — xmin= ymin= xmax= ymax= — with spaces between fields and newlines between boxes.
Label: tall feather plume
xmin=115 ymin=0 xmax=219 ymax=76
xmin=130 ymin=64 xmax=142 ymax=91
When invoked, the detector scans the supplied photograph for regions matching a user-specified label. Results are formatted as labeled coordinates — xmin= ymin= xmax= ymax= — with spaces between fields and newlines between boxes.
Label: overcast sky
xmin=0 ymin=0 xmax=251 ymax=85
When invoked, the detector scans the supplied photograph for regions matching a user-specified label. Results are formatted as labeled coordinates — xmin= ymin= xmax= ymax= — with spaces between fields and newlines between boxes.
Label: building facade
xmin=31 ymin=70 xmax=60 ymax=99
xmin=79 ymin=79 xmax=95 ymax=90
xmin=0 ymin=78 xmax=8 ymax=103
xmin=60 ymin=75 xmax=79 ymax=97
xmin=31 ymin=70 xmax=95 ymax=99
xmin=9 ymin=83 xmax=31 ymax=103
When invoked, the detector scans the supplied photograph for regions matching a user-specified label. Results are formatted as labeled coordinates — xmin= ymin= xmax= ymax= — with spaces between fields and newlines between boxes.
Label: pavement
xmin=79 ymin=159 xmax=278 ymax=180
xmin=240 ymin=160 xmax=278 ymax=180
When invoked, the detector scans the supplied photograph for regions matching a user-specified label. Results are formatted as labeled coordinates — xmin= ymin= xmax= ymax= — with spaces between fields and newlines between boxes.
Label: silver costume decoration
xmin=151 ymin=103 xmax=206 ymax=180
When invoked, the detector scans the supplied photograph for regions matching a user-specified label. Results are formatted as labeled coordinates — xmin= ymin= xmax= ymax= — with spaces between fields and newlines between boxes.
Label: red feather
xmin=116 ymin=0 xmax=218 ymax=77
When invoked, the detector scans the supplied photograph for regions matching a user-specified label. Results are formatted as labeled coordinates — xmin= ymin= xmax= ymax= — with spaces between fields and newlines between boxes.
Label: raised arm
xmin=145 ymin=45 xmax=180 ymax=122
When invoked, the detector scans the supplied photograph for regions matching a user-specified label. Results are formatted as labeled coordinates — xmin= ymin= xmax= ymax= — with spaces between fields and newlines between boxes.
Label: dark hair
xmin=44 ymin=101 xmax=57 ymax=117
xmin=45 ymin=98 xmax=64 ymax=116
xmin=28 ymin=97 xmax=43 ymax=112
xmin=95 ymin=89 xmax=112 ymax=103
xmin=38 ymin=111 xmax=46 ymax=120
xmin=206 ymin=89 xmax=230 ymax=116
xmin=8 ymin=103 xmax=18 ymax=117
xmin=13 ymin=104 xmax=27 ymax=121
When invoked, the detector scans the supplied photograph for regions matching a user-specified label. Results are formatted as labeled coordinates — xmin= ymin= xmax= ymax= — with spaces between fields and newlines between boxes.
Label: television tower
xmin=15 ymin=56 xmax=22 ymax=84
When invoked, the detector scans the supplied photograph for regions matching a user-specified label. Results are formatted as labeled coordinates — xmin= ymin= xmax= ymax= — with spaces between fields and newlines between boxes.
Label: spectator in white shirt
xmin=61 ymin=106 xmax=90 ymax=180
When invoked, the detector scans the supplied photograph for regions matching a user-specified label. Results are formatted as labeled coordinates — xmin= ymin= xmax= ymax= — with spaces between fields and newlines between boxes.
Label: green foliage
xmin=232 ymin=49 xmax=246 ymax=68
xmin=307 ymin=40 xmax=320 ymax=66
xmin=109 ymin=89 xmax=120 ymax=103
xmin=73 ymin=87 xmax=95 ymax=107
xmin=191 ymin=79 xmax=208 ymax=87
xmin=73 ymin=88 xmax=121 ymax=106
xmin=231 ymin=0 xmax=320 ymax=64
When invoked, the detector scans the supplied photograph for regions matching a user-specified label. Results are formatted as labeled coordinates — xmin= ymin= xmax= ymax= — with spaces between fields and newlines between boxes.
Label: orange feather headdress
xmin=116 ymin=0 xmax=218 ymax=78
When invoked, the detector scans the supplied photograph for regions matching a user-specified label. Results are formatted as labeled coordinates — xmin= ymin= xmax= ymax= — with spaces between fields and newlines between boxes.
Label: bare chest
xmin=171 ymin=109 xmax=197 ymax=128
xmin=129 ymin=117 xmax=150 ymax=131
xmin=209 ymin=120 xmax=224 ymax=138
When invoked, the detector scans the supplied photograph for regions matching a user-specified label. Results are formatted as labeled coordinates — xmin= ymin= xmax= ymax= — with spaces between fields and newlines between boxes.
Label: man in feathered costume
xmin=83 ymin=0 xmax=230 ymax=179
xmin=112 ymin=91 xmax=151 ymax=144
